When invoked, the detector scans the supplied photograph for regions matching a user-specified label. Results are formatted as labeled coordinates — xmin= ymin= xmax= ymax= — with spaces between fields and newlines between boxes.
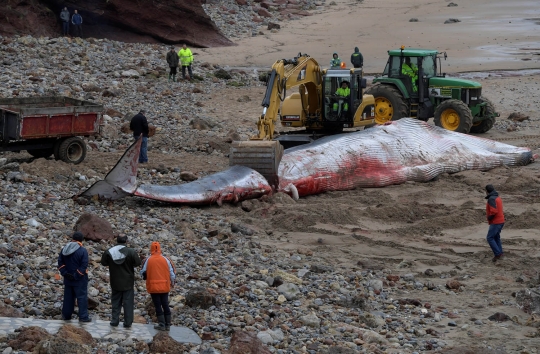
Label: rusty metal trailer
xmin=0 ymin=96 xmax=103 ymax=164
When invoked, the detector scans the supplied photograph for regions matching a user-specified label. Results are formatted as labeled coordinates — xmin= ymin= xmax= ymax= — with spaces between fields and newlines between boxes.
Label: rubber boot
xmin=164 ymin=314 xmax=171 ymax=331
xmin=172 ymin=75 xmax=176 ymax=82
xmin=154 ymin=315 xmax=166 ymax=331
xmin=168 ymin=75 xmax=171 ymax=82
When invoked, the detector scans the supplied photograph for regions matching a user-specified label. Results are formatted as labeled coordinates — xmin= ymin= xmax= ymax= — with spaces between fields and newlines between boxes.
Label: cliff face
xmin=0 ymin=0 xmax=233 ymax=47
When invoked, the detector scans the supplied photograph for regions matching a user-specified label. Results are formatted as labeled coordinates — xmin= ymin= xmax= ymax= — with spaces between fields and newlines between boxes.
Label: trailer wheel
xmin=27 ymin=148 xmax=54 ymax=159
xmin=58 ymin=137 xmax=87 ymax=164
xmin=53 ymin=139 xmax=63 ymax=161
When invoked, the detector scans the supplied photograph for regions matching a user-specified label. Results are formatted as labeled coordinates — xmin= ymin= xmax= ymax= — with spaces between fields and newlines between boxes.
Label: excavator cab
xmin=322 ymin=68 xmax=365 ymax=129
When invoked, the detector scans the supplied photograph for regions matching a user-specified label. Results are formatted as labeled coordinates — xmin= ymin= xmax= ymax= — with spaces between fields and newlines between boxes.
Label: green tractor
xmin=366 ymin=47 xmax=498 ymax=133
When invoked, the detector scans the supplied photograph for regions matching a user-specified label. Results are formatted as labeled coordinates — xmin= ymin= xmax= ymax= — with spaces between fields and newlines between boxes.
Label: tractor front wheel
xmin=365 ymin=84 xmax=408 ymax=124
xmin=469 ymin=97 xmax=496 ymax=134
xmin=434 ymin=99 xmax=473 ymax=133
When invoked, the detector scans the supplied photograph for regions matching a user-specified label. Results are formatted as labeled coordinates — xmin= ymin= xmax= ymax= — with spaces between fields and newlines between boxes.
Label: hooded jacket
xmin=58 ymin=241 xmax=88 ymax=286
xmin=486 ymin=190 xmax=505 ymax=224
xmin=141 ymin=242 xmax=176 ymax=294
xmin=101 ymin=244 xmax=142 ymax=291
xmin=60 ymin=9 xmax=70 ymax=22
xmin=330 ymin=52 xmax=341 ymax=67
xmin=350 ymin=47 xmax=363 ymax=68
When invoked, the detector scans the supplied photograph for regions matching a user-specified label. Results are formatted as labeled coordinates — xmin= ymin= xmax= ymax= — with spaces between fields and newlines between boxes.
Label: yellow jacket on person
xmin=336 ymin=87 xmax=350 ymax=97
xmin=178 ymin=48 xmax=193 ymax=66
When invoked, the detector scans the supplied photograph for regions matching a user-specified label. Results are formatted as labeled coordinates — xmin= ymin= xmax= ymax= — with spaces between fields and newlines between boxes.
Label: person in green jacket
xmin=333 ymin=81 xmax=350 ymax=115
xmin=330 ymin=52 xmax=341 ymax=68
xmin=402 ymin=56 xmax=419 ymax=92
xmin=100 ymin=235 xmax=142 ymax=328
xmin=178 ymin=44 xmax=194 ymax=80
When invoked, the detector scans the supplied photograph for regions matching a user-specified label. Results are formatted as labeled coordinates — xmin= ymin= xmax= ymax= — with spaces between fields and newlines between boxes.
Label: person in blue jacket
xmin=58 ymin=231 xmax=91 ymax=322
xmin=71 ymin=10 xmax=83 ymax=38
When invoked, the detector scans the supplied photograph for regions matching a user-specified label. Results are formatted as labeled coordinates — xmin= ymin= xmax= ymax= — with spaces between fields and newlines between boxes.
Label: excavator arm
xmin=255 ymin=54 xmax=322 ymax=140
xmin=230 ymin=53 xmax=322 ymax=189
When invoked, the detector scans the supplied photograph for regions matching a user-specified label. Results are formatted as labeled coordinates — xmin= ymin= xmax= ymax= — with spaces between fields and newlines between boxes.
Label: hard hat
xmin=340 ymin=62 xmax=346 ymax=68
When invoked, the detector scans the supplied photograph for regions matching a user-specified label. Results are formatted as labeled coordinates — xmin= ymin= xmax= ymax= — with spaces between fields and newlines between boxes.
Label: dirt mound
xmin=505 ymin=210 xmax=540 ymax=229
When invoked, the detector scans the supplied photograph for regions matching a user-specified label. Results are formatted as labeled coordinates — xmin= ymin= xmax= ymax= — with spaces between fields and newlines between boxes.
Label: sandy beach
xmin=200 ymin=0 xmax=540 ymax=73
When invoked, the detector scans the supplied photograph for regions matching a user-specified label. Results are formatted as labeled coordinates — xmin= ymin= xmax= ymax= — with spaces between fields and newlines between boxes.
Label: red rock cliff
xmin=0 ymin=0 xmax=233 ymax=47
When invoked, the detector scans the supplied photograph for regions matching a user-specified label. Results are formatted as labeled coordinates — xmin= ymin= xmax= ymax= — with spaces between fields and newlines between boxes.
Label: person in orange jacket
xmin=140 ymin=242 xmax=176 ymax=331
xmin=485 ymin=184 xmax=505 ymax=262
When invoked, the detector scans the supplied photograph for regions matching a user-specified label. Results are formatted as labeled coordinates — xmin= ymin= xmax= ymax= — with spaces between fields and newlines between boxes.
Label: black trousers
xmin=181 ymin=65 xmax=193 ymax=79
xmin=73 ymin=24 xmax=83 ymax=37
xmin=151 ymin=293 xmax=171 ymax=316
xmin=169 ymin=66 xmax=177 ymax=75
xmin=111 ymin=288 xmax=134 ymax=326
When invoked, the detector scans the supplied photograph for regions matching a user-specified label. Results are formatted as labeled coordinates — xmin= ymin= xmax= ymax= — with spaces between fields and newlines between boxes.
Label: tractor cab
xmin=382 ymin=49 xmax=438 ymax=99
xmin=322 ymin=68 xmax=366 ymax=128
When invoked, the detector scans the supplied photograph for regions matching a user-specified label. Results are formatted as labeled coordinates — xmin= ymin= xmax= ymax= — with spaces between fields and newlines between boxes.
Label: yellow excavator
xmin=230 ymin=53 xmax=375 ymax=187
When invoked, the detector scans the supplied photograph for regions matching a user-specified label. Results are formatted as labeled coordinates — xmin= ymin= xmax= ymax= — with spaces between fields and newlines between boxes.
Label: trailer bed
xmin=0 ymin=96 xmax=103 ymax=141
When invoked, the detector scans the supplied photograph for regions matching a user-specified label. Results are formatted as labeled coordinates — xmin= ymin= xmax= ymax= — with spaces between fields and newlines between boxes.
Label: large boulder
xmin=516 ymin=288 xmax=540 ymax=314
xmin=185 ymin=288 xmax=217 ymax=309
xmin=227 ymin=331 xmax=272 ymax=354
xmin=34 ymin=325 xmax=94 ymax=354
xmin=0 ymin=303 xmax=23 ymax=317
xmin=8 ymin=326 xmax=52 ymax=352
xmin=149 ymin=332 xmax=188 ymax=354
xmin=0 ymin=0 xmax=233 ymax=47
xmin=74 ymin=213 xmax=115 ymax=242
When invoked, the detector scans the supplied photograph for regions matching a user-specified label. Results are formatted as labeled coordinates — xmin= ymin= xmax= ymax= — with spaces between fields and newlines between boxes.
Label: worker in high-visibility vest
xmin=178 ymin=44 xmax=194 ymax=81
xmin=402 ymin=56 xmax=418 ymax=92
xmin=333 ymin=81 xmax=350 ymax=116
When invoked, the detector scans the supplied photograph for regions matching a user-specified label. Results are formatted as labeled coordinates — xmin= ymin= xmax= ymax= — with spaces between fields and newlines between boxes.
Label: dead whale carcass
xmin=277 ymin=119 xmax=534 ymax=197
xmin=79 ymin=138 xmax=272 ymax=204
xmin=79 ymin=119 xmax=534 ymax=205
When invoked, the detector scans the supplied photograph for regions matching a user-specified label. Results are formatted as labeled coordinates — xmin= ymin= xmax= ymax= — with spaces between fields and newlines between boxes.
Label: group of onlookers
xmin=60 ymin=7 xmax=83 ymax=38
xmin=58 ymin=233 xmax=176 ymax=331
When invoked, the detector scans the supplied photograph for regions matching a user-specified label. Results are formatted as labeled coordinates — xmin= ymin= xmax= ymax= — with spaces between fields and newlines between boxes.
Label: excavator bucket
xmin=229 ymin=141 xmax=284 ymax=189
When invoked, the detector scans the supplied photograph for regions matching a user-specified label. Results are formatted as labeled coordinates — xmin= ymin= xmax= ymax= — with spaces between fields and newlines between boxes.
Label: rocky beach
xmin=1 ymin=0 xmax=540 ymax=353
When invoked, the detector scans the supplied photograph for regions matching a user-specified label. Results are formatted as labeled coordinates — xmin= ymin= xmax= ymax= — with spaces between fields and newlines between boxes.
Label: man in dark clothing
xmin=129 ymin=110 xmax=149 ymax=163
xmin=58 ymin=231 xmax=91 ymax=322
xmin=71 ymin=10 xmax=83 ymax=38
xmin=166 ymin=46 xmax=179 ymax=82
xmin=351 ymin=47 xmax=364 ymax=68
xmin=60 ymin=7 xmax=70 ymax=36
xmin=100 ymin=235 xmax=142 ymax=328
xmin=485 ymin=184 xmax=505 ymax=262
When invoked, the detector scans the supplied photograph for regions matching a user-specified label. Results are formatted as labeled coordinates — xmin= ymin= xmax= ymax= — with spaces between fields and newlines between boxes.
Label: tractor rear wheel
xmin=434 ymin=99 xmax=473 ymax=133
xmin=27 ymin=148 xmax=54 ymax=159
xmin=469 ymin=97 xmax=496 ymax=134
xmin=58 ymin=137 xmax=87 ymax=164
xmin=365 ymin=84 xmax=408 ymax=124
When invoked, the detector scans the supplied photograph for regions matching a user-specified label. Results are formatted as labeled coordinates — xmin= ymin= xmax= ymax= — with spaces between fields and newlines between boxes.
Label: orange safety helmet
xmin=340 ymin=62 xmax=346 ymax=68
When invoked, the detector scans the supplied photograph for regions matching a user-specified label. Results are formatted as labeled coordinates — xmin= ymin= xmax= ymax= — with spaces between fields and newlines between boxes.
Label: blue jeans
xmin=62 ymin=284 xmax=89 ymax=320
xmin=151 ymin=293 xmax=171 ymax=316
xmin=487 ymin=223 xmax=504 ymax=257
xmin=134 ymin=136 xmax=148 ymax=163
xmin=62 ymin=22 xmax=69 ymax=36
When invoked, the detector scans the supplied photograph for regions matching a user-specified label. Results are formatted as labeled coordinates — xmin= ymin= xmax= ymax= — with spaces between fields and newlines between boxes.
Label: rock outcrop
xmin=0 ymin=0 xmax=233 ymax=47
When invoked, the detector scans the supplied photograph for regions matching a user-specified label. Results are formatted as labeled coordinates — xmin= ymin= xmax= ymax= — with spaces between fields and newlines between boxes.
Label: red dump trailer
xmin=0 ymin=96 xmax=103 ymax=164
